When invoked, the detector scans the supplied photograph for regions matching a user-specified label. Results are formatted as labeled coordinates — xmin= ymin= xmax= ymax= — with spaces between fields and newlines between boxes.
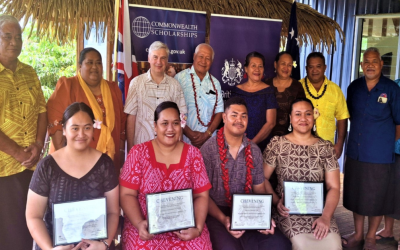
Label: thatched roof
xmin=0 ymin=0 xmax=344 ymax=52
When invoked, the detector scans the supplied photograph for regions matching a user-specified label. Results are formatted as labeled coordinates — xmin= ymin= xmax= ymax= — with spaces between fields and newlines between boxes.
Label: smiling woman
xmin=119 ymin=101 xmax=213 ymax=250
xmin=46 ymin=48 xmax=127 ymax=173
xmin=26 ymin=102 xmax=120 ymax=250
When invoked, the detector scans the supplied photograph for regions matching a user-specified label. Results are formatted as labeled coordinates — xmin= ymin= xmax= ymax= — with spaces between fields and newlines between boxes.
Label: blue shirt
xmin=346 ymin=76 xmax=400 ymax=163
xmin=231 ymin=86 xmax=279 ymax=152
xmin=395 ymin=79 xmax=400 ymax=155
xmin=175 ymin=67 xmax=224 ymax=144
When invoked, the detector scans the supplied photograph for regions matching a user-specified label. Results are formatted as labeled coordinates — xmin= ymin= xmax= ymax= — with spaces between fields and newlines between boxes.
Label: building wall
xmin=296 ymin=0 xmax=400 ymax=169
xmin=297 ymin=0 xmax=400 ymax=96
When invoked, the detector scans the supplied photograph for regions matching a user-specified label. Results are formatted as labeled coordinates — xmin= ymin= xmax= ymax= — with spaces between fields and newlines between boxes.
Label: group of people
xmin=0 ymin=13 xmax=399 ymax=250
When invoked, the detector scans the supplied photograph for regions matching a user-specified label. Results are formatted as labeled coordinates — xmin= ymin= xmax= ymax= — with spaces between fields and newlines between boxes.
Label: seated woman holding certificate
xmin=26 ymin=102 xmax=120 ymax=250
xmin=263 ymin=98 xmax=341 ymax=250
xmin=119 ymin=101 xmax=213 ymax=250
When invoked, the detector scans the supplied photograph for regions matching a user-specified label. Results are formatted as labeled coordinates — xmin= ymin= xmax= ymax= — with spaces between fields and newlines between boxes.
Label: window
xmin=352 ymin=15 xmax=400 ymax=81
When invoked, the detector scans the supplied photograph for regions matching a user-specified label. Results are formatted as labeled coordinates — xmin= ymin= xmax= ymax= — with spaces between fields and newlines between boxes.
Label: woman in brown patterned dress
xmin=263 ymin=98 xmax=341 ymax=250
xmin=264 ymin=51 xmax=305 ymax=139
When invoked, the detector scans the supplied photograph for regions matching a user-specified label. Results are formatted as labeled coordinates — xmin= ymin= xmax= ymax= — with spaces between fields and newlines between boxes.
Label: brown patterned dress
xmin=263 ymin=136 xmax=340 ymax=239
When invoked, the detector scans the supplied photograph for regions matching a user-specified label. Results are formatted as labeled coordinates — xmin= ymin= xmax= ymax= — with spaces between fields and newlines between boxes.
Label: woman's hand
xmin=173 ymin=227 xmax=201 ymax=241
xmin=277 ymin=194 xmax=290 ymax=217
xmin=137 ymin=220 xmax=154 ymax=241
xmin=312 ymin=215 xmax=330 ymax=240
xmin=258 ymin=219 xmax=276 ymax=235
xmin=77 ymin=239 xmax=108 ymax=250
xmin=52 ymin=242 xmax=86 ymax=250
xmin=223 ymin=216 xmax=245 ymax=238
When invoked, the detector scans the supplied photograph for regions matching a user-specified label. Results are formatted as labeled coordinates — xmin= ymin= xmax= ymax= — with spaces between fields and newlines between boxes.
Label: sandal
xmin=341 ymin=233 xmax=364 ymax=248
xmin=363 ymin=238 xmax=377 ymax=250
xmin=375 ymin=234 xmax=395 ymax=244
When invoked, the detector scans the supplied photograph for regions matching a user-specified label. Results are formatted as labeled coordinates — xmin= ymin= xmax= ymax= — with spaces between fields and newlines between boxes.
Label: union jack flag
xmin=117 ymin=0 xmax=138 ymax=103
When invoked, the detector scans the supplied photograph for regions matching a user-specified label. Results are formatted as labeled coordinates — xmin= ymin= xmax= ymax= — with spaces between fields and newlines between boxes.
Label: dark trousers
xmin=0 ymin=170 xmax=34 ymax=250
xmin=206 ymin=206 xmax=291 ymax=250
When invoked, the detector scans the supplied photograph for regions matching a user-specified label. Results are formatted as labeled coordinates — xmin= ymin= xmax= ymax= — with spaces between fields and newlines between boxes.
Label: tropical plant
xmin=19 ymin=23 xmax=76 ymax=100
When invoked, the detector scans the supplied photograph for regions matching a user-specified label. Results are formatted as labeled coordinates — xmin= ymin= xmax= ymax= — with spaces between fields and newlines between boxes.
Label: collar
xmin=362 ymin=75 xmax=385 ymax=91
xmin=190 ymin=66 xmax=210 ymax=81
xmin=305 ymin=76 xmax=329 ymax=93
xmin=0 ymin=59 xmax=23 ymax=73
xmin=146 ymin=69 xmax=167 ymax=84
xmin=223 ymin=133 xmax=250 ymax=153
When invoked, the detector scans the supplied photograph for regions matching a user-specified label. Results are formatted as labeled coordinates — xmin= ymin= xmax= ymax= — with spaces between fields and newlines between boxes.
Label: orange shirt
xmin=47 ymin=76 xmax=126 ymax=173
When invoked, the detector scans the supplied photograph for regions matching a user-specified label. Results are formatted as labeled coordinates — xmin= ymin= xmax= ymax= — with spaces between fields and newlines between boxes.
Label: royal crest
xmin=221 ymin=58 xmax=243 ymax=86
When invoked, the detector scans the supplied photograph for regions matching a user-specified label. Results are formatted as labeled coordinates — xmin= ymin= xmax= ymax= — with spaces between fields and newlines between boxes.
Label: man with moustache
xmin=300 ymin=52 xmax=349 ymax=158
xmin=200 ymin=97 xmax=291 ymax=250
xmin=342 ymin=47 xmax=400 ymax=249
xmin=0 ymin=15 xmax=47 ymax=249
xmin=125 ymin=41 xmax=187 ymax=150
xmin=175 ymin=43 xmax=224 ymax=148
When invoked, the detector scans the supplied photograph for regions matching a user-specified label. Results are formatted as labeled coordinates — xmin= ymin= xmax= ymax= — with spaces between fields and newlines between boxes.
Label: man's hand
xmin=223 ymin=216 xmax=245 ymax=238
xmin=333 ymin=143 xmax=344 ymax=159
xmin=258 ymin=219 xmax=276 ymax=235
xmin=22 ymin=142 xmax=42 ymax=168
xmin=13 ymin=146 xmax=31 ymax=165
xmin=191 ymin=132 xmax=210 ymax=148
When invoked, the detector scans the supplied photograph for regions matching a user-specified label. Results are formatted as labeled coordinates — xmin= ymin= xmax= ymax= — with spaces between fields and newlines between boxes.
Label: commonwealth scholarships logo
xmin=132 ymin=16 xmax=152 ymax=38
xmin=132 ymin=16 xmax=199 ymax=39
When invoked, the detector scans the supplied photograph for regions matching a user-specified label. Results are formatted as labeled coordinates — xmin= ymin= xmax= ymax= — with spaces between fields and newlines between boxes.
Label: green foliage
xmin=19 ymin=24 xmax=76 ymax=93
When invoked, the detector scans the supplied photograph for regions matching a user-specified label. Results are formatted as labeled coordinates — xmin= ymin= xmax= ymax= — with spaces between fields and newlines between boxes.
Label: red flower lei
xmin=217 ymin=127 xmax=254 ymax=207
xmin=191 ymin=73 xmax=218 ymax=127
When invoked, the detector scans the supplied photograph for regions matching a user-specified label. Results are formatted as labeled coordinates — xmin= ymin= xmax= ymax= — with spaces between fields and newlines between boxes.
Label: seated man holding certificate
xmin=263 ymin=98 xmax=341 ymax=250
xmin=26 ymin=102 xmax=120 ymax=250
xmin=119 ymin=101 xmax=213 ymax=250
xmin=200 ymin=97 xmax=291 ymax=250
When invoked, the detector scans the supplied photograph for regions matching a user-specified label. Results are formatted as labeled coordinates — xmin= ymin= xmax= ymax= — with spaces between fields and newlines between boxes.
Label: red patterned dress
xmin=119 ymin=141 xmax=213 ymax=250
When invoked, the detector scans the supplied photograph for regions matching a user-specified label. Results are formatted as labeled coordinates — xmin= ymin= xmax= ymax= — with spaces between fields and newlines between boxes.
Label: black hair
xmin=306 ymin=52 xmax=325 ymax=66
xmin=289 ymin=98 xmax=318 ymax=136
xmin=224 ymin=96 xmax=248 ymax=112
xmin=78 ymin=47 xmax=102 ymax=65
xmin=274 ymin=51 xmax=293 ymax=63
xmin=61 ymin=102 xmax=95 ymax=127
xmin=244 ymin=51 xmax=265 ymax=67
xmin=154 ymin=101 xmax=180 ymax=122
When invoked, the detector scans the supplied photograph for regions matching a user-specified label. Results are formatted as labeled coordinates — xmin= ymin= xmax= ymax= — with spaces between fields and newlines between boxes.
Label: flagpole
xmin=113 ymin=0 xmax=120 ymax=82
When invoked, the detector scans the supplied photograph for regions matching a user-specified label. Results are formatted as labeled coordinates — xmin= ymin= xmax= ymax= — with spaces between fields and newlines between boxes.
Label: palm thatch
xmin=0 ymin=0 xmax=344 ymax=52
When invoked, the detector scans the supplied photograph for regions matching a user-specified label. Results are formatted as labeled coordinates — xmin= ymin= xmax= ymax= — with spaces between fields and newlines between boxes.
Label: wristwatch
xmin=102 ymin=240 xmax=110 ymax=250
xmin=206 ymin=129 xmax=212 ymax=137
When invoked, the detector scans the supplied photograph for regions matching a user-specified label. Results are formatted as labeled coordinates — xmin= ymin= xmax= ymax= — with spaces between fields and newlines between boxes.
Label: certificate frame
xmin=146 ymin=189 xmax=195 ymax=235
xmin=283 ymin=181 xmax=324 ymax=215
xmin=52 ymin=197 xmax=108 ymax=247
xmin=230 ymin=194 xmax=272 ymax=231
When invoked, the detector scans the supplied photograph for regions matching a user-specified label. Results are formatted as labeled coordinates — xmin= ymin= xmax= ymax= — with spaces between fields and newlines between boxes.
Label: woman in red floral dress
xmin=119 ymin=101 xmax=212 ymax=250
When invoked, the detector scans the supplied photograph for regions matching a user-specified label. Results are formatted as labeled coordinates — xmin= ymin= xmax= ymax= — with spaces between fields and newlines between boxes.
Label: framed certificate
xmin=230 ymin=194 xmax=272 ymax=230
xmin=52 ymin=197 xmax=108 ymax=246
xmin=283 ymin=181 xmax=324 ymax=215
xmin=146 ymin=189 xmax=195 ymax=235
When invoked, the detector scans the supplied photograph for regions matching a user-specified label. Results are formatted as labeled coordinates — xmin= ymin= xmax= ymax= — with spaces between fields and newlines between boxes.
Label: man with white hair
xmin=175 ymin=43 xmax=223 ymax=148
xmin=125 ymin=41 xmax=187 ymax=150
xmin=0 ymin=15 xmax=47 ymax=249
xmin=342 ymin=47 xmax=400 ymax=249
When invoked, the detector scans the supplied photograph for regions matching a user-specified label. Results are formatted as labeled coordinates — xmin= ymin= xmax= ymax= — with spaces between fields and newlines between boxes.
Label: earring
xmin=154 ymin=131 xmax=157 ymax=137
xmin=288 ymin=123 xmax=292 ymax=132
xmin=313 ymin=124 xmax=316 ymax=132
